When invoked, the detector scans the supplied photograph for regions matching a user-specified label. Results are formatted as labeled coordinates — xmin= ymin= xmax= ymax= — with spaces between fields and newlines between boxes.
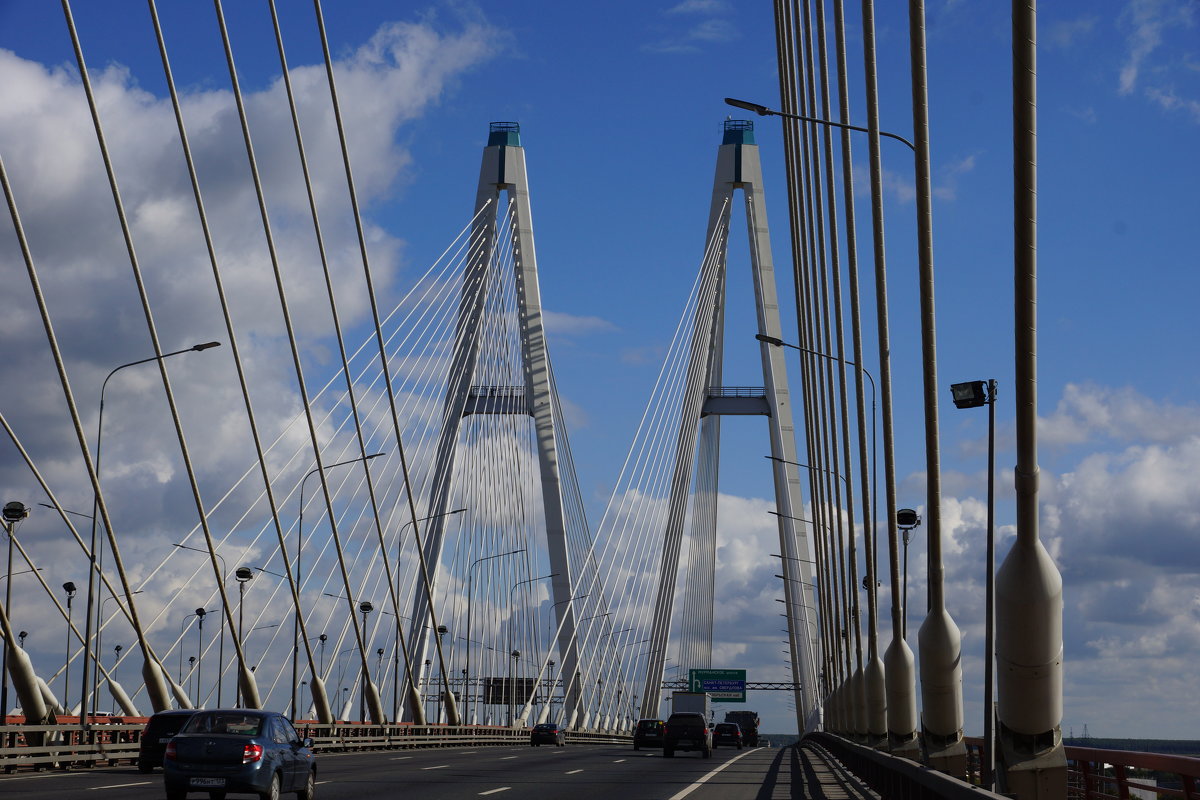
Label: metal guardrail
xmin=0 ymin=722 xmax=631 ymax=771
xmin=806 ymin=732 xmax=1008 ymax=800
xmin=1062 ymin=745 xmax=1200 ymax=800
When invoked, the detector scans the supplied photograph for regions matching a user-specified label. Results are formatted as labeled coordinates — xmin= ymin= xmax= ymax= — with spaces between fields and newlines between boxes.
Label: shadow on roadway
xmin=753 ymin=744 xmax=878 ymax=799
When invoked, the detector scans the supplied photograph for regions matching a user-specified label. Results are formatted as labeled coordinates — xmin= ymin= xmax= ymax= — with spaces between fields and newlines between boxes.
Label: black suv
xmin=633 ymin=718 xmax=665 ymax=750
xmin=137 ymin=710 xmax=195 ymax=773
xmin=662 ymin=712 xmax=712 ymax=758
xmin=530 ymin=722 xmax=566 ymax=746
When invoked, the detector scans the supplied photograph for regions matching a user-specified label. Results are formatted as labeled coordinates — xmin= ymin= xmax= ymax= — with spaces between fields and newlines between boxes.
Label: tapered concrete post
xmin=997 ymin=2 xmax=1067 ymax=797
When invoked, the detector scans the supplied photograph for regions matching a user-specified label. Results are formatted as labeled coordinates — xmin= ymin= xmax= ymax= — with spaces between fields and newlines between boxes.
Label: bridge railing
xmin=1062 ymin=745 xmax=1200 ymax=800
xmin=807 ymin=732 xmax=1006 ymax=800
xmin=0 ymin=721 xmax=630 ymax=771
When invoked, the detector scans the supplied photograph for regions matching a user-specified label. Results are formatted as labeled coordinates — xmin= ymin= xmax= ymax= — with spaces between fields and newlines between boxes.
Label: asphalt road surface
xmin=0 ymin=742 xmax=817 ymax=800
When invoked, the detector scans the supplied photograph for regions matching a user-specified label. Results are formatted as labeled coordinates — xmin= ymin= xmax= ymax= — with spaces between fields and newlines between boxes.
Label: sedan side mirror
xmin=302 ymin=737 xmax=314 ymax=749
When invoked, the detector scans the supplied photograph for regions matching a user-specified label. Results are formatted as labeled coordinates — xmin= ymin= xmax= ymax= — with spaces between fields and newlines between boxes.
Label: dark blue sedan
xmin=163 ymin=709 xmax=315 ymax=800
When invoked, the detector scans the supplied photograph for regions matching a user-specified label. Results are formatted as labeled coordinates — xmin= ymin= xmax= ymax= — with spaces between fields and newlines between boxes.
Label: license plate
xmin=159 ymin=737 xmax=172 ymax=743
xmin=190 ymin=778 xmax=226 ymax=787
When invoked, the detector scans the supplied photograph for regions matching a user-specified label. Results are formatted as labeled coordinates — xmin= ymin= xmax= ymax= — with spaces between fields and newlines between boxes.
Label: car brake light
xmin=164 ymin=741 xmax=176 ymax=760
xmin=242 ymin=743 xmax=264 ymax=764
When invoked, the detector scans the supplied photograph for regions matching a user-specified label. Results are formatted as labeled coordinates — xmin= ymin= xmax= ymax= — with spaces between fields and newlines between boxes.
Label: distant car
xmin=162 ymin=709 xmax=315 ymax=800
xmin=662 ymin=712 xmax=712 ymax=758
xmin=633 ymin=718 xmax=665 ymax=750
xmin=530 ymin=722 xmax=566 ymax=747
xmin=712 ymin=722 xmax=744 ymax=750
xmin=138 ymin=710 xmax=196 ymax=773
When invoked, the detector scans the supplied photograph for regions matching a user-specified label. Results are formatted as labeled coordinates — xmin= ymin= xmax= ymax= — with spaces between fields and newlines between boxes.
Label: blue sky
xmin=1 ymin=1 xmax=1198 ymax=738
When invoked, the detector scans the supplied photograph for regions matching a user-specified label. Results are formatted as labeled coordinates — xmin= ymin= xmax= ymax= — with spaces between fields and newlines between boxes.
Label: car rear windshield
xmin=638 ymin=720 xmax=663 ymax=730
xmin=182 ymin=712 xmax=264 ymax=736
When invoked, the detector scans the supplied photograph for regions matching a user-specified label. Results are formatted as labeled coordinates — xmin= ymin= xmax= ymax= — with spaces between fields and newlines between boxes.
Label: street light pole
xmin=63 ymin=582 xmax=77 ymax=714
xmin=950 ymin=378 xmax=998 ymax=789
xmin=465 ymin=547 xmax=522 ymax=723
xmin=724 ymin=97 xmax=916 ymax=151
xmin=291 ymin=452 xmax=383 ymax=721
xmin=96 ymin=590 xmax=142 ymax=712
xmin=896 ymin=509 xmax=922 ymax=640
xmin=174 ymin=543 xmax=226 ymax=706
xmin=194 ymin=607 xmax=210 ymax=707
xmin=83 ymin=342 xmax=220 ymax=727
xmin=391 ymin=507 xmax=465 ymax=724
xmin=234 ymin=567 xmax=254 ymax=706
xmin=1 ymin=501 xmax=29 ymax=726
xmin=358 ymin=601 xmax=373 ymax=723
xmin=756 ymin=333 xmax=878 ymax=542
xmin=506 ymin=573 xmax=557 ymax=727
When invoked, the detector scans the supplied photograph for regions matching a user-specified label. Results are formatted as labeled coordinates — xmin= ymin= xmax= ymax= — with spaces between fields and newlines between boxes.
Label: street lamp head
xmin=376 ymin=648 xmax=384 ymax=656
xmin=64 ymin=581 xmax=77 ymax=596
xmin=318 ymin=634 xmax=327 ymax=643
xmin=18 ymin=631 xmax=27 ymax=644
xmin=191 ymin=341 xmax=222 ymax=352
xmin=234 ymin=567 xmax=254 ymax=582
xmin=950 ymin=380 xmax=988 ymax=409
xmin=724 ymin=97 xmax=773 ymax=116
xmin=114 ymin=644 xmax=122 ymax=654
xmin=897 ymin=508 xmax=921 ymax=529
xmin=755 ymin=332 xmax=786 ymax=348
xmin=436 ymin=625 xmax=448 ymax=636
xmin=2 ymin=501 xmax=29 ymax=523
xmin=359 ymin=601 xmax=373 ymax=614
xmin=511 ymin=650 xmax=520 ymax=659
xmin=548 ymin=660 xmax=555 ymax=668
xmin=195 ymin=608 xmax=206 ymax=617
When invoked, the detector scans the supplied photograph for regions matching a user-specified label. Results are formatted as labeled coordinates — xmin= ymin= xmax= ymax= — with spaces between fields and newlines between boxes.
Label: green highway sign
xmin=688 ymin=668 xmax=746 ymax=702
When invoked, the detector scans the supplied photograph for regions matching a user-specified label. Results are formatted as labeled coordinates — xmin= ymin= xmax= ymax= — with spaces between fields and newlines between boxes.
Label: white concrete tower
xmin=639 ymin=121 xmax=821 ymax=732
xmin=405 ymin=123 xmax=583 ymax=726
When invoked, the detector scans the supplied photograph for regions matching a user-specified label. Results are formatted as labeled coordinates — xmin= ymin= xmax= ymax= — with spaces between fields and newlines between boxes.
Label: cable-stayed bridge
xmin=1 ymin=3 xmax=1194 ymax=800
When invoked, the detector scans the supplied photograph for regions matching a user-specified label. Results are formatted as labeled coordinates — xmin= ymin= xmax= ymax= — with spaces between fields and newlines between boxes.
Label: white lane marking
xmin=480 ymin=789 xmax=511 ymax=796
xmin=565 ymin=769 xmax=584 ymax=774
xmin=461 ymin=750 xmax=478 ymax=754
xmin=0 ymin=772 xmax=89 ymax=782
xmin=422 ymin=764 xmax=450 ymax=770
xmin=316 ymin=781 xmax=332 ymax=785
xmin=613 ymin=758 xmax=627 ymax=763
xmin=666 ymin=747 xmax=760 ymax=800
xmin=499 ymin=755 xmax=518 ymax=760
xmin=390 ymin=756 xmax=414 ymax=760
xmin=88 ymin=782 xmax=152 ymax=790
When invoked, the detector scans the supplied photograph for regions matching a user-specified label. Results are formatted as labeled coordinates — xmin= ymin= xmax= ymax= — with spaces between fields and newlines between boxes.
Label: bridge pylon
xmin=638 ymin=120 xmax=821 ymax=731
xmin=403 ymin=123 xmax=584 ymax=727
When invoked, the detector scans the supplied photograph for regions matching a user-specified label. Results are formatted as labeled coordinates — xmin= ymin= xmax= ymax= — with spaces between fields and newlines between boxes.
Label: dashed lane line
xmin=480 ymin=789 xmax=511 ymax=796
xmin=499 ymin=756 xmax=519 ymax=760
xmin=566 ymin=769 xmax=584 ymax=774
xmin=666 ymin=747 xmax=761 ymax=800
xmin=613 ymin=759 xmax=627 ymax=763
xmin=422 ymin=764 xmax=450 ymax=770
xmin=87 ymin=782 xmax=153 ymax=791
xmin=389 ymin=756 xmax=414 ymax=760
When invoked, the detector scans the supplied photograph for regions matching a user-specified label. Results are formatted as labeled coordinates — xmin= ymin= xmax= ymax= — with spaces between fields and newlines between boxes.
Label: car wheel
xmin=166 ymin=787 xmax=187 ymax=800
xmin=260 ymin=772 xmax=282 ymax=800
xmin=633 ymin=743 xmax=639 ymax=751
xmin=296 ymin=768 xmax=316 ymax=800
xmin=137 ymin=762 xmax=153 ymax=774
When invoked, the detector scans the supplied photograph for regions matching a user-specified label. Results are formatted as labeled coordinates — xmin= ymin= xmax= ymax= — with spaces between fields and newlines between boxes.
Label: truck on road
xmin=724 ymin=710 xmax=761 ymax=746
xmin=671 ymin=691 xmax=711 ymax=719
